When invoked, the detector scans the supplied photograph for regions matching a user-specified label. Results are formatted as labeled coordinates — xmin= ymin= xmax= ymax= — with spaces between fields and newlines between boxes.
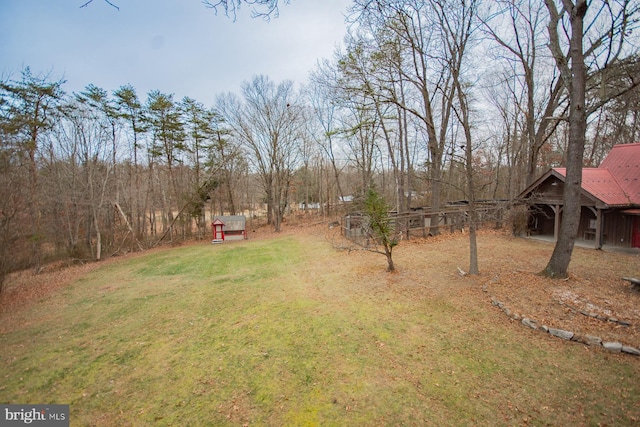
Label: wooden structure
xmin=518 ymin=143 xmax=640 ymax=249
xmin=342 ymin=201 xmax=507 ymax=243
xmin=211 ymin=215 xmax=247 ymax=243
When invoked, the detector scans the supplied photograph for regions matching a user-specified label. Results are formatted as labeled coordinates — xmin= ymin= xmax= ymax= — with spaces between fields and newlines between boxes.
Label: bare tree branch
xmin=80 ymin=0 xmax=120 ymax=11
xmin=202 ymin=0 xmax=289 ymax=20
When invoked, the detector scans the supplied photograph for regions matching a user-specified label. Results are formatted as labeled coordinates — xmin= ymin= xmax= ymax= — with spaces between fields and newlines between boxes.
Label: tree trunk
xmin=542 ymin=0 xmax=588 ymax=278
xmin=385 ymin=247 xmax=395 ymax=272
xmin=28 ymin=130 xmax=42 ymax=269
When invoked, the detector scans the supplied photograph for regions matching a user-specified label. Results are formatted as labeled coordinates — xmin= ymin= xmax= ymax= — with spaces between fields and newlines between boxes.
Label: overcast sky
xmin=1 ymin=0 xmax=351 ymax=107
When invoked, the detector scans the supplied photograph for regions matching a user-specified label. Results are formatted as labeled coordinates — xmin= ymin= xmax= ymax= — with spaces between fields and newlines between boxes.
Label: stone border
xmin=557 ymin=300 xmax=633 ymax=326
xmin=489 ymin=296 xmax=640 ymax=356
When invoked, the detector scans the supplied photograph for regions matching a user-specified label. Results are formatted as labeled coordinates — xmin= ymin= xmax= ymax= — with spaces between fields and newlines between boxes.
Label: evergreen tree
xmin=362 ymin=188 xmax=398 ymax=272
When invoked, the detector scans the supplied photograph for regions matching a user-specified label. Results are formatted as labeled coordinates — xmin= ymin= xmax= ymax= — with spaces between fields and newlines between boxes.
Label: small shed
xmin=211 ymin=215 xmax=247 ymax=243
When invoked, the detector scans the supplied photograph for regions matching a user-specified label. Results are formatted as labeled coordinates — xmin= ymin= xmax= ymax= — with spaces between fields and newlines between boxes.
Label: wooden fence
xmin=342 ymin=203 xmax=508 ymax=244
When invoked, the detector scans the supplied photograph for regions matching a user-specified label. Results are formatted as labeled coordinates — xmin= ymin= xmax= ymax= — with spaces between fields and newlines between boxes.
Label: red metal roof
xmin=552 ymin=143 xmax=640 ymax=207
xmin=554 ymin=167 xmax=631 ymax=206
xmin=598 ymin=142 xmax=640 ymax=204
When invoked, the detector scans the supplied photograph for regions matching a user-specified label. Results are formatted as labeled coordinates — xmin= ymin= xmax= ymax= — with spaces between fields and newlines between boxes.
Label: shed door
xmin=213 ymin=226 xmax=224 ymax=241
xmin=633 ymin=217 xmax=640 ymax=248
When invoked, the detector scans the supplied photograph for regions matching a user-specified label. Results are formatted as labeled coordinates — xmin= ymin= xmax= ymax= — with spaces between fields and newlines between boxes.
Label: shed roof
xmin=213 ymin=215 xmax=246 ymax=231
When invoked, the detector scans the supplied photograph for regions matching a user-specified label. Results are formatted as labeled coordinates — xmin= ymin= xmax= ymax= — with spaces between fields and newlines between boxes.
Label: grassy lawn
xmin=1 ymin=233 xmax=639 ymax=426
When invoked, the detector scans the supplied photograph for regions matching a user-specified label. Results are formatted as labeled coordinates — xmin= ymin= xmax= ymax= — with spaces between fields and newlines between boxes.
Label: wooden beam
xmin=551 ymin=204 xmax=562 ymax=242
xmin=595 ymin=208 xmax=602 ymax=249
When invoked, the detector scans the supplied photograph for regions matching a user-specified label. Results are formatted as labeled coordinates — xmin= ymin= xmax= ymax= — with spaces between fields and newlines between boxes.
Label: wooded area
xmin=1 ymin=0 xmax=639 ymax=287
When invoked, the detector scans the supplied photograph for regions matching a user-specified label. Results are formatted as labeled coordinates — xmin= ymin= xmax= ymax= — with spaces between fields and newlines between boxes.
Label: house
xmin=518 ymin=142 xmax=640 ymax=249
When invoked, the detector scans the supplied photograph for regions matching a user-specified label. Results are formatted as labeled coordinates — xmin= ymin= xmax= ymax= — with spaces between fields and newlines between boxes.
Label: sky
xmin=0 ymin=0 xmax=352 ymax=107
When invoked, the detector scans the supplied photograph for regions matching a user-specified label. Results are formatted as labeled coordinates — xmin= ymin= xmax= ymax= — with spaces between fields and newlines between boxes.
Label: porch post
xmin=552 ymin=204 xmax=562 ymax=242
xmin=595 ymin=208 xmax=602 ymax=249
xmin=587 ymin=206 xmax=603 ymax=249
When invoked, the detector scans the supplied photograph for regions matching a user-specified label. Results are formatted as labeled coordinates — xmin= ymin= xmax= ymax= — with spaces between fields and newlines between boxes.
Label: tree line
xmin=2 ymin=0 xmax=639 ymax=287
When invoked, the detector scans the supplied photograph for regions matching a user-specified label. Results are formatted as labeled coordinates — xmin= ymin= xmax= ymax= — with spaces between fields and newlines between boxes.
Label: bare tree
xmin=60 ymin=96 xmax=115 ymax=261
xmin=80 ymin=0 xmax=119 ymax=10
xmin=308 ymin=63 xmax=348 ymax=212
xmin=482 ymin=0 xmax=567 ymax=188
xmin=437 ymin=0 xmax=481 ymax=275
xmin=206 ymin=103 xmax=245 ymax=217
xmin=114 ymin=84 xmax=148 ymax=238
xmin=146 ymin=91 xmax=186 ymax=240
xmin=542 ymin=0 xmax=640 ymax=278
xmin=0 ymin=97 xmax=31 ymax=288
xmin=349 ymin=0 xmax=464 ymax=235
xmin=203 ymin=0 xmax=289 ymax=19
xmin=81 ymin=0 xmax=290 ymax=19
xmin=585 ymin=53 xmax=640 ymax=164
xmin=219 ymin=76 xmax=304 ymax=231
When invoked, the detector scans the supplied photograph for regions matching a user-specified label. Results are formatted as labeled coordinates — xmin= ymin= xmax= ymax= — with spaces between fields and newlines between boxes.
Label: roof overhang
xmin=517 ymin=167 xmax=633 ymax=209
xmin=621 ymin=209 xmax=640 ymax=215
xmin=516 ymin=169 xmax=602 ymax=206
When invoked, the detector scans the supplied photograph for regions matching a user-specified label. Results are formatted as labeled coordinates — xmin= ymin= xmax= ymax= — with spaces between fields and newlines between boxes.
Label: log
xmin=622 ymin=277 xmax=640 ymax=291
xmin=115 ymin=202 xmax=144 ymax=251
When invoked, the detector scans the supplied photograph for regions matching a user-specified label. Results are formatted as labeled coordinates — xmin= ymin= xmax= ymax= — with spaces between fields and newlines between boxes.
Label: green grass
xmin=1 ymin=235 xmax=639 ymax=426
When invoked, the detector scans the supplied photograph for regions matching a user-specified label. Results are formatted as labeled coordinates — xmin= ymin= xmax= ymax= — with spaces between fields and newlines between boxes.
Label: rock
xmin=608 ymin=317 xmax=619 ymax=323
xmin=585 ymin=335 xmax=602 ymax=346
xmin=571 ymin=334 xmax=589 ymax=345
xmin=621 ymin=346 xmax=640 ymax=356
xmin=618 ymin=320 xmax=631 ymax=327
xmin=540 ymin=325 xmax=549 ymax=333
xmin=503 ymin=307 xmax=511 ymax=316
xmin=522 ymin=318 xmax=537 ymax=329
xmin=548 ymin=328 xmax=574 ymax=340
xmin=512 ymin=313 xmax=521 ymax=321
xmin=602 ymin=341 xmax=623 ymax=353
